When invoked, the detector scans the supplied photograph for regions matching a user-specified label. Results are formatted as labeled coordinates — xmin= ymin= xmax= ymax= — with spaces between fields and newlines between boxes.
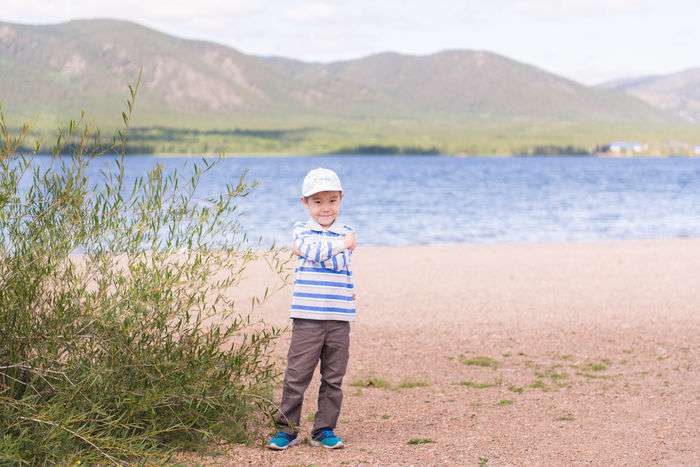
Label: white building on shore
xmin=599 ymin=141 xmax=644 ymax=155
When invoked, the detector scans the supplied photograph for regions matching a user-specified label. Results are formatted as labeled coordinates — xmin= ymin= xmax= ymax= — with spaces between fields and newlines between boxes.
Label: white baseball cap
xmin=301 ymin=167 xmax=343 ymax=197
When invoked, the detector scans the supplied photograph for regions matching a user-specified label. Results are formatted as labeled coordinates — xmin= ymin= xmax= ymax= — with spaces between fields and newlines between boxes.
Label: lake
xmin=78 ymin=154 xmax=700 ymax=247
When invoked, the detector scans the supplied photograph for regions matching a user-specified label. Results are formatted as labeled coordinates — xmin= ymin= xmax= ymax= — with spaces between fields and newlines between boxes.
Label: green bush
xmin=0 ymin=80 xmax=288 ymax=463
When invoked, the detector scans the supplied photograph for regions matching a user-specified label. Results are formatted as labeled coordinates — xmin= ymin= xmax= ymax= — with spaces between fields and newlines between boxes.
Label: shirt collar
xmin=306 ymin=218 xmax=344 ymax=234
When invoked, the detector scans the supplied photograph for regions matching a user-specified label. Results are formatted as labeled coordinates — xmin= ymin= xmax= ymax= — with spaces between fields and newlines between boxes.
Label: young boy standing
xmin=267 ymin=167 xmax=356 ymax=451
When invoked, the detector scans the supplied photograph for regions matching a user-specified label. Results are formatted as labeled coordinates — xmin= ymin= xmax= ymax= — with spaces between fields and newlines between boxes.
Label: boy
xmin=267 ymin=167 xmax=356 ymax=450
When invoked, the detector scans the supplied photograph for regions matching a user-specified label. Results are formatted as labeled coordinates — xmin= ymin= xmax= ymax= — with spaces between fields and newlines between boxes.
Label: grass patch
xmin=546 ymin=370 xmax=569 ymax=381
xmin=461 ymin=356 xmax=498 ymax=368
xmin=497 ymin=399 xmax=514 ymax=406
xmin=546 ymin=369 xmax=569 ymax=383
xmin=578 ymin=372 xmax=611 ymax=380
xmin=479 ymin=457 xmax=489 ymax=466
xmin=407 ymin=438 xmax=434 ymax=445
xmin=529 ymin=379 xmax=549 ymax=390
xmin=507 ymin=385 xmax=525 ymax=394
xmin=398 ymin=378 xmax=430 ymax=389
xmin=351 ymin=376 xmax=392 ymax=389
xmin=533 ymin=365 xmax=570 ymax=388
xmin=460 ymin=376 xmax=503 ymax=389
xmin=556 ymin=414 xmax=575 ymax=421
xmin=460 ymin=380 xmax=498 ymax=389
xmin=584 ymin=362 xmax=609 ymax=372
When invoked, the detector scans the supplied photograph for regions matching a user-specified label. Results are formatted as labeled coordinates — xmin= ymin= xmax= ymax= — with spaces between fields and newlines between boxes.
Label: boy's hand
xmin=344 ymin=232 xmax=357 ymax=251
xmin=292 ymin=245 xmax=303 ymax=257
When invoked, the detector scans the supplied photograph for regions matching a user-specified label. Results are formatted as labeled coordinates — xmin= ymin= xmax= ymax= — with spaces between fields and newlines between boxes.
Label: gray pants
xmin=275 ymin=319 xmax=350 ymax=436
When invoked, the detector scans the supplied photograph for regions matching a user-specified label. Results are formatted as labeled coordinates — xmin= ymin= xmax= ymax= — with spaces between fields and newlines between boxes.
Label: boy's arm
xmin=320 ymin=246 xmax=353 ymax=271
xmin=318 ymin=229 xmax=355 ymax=271
xmin=292 ymin=226 xmax=349 ymax=263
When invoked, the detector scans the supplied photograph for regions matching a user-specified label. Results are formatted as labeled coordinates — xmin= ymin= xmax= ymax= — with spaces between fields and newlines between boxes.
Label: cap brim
xmin=302 ymin=183 xmax=343 ymax=197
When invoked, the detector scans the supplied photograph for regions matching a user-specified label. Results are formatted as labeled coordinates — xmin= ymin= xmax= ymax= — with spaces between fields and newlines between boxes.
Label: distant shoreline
xmin=25 ymin=150 xmax=700 ymax=158
xmin=22 ymin=145 xmax=700 ymax=158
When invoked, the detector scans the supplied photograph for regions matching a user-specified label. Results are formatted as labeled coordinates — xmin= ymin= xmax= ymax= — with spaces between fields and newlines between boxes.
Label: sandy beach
xmin=200 ymin=238 xmax=699 ymax=465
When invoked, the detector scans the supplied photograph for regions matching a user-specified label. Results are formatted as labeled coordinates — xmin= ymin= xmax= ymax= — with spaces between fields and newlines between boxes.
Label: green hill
xmin=263 ymin=50 xmax=669 ymax=121
xmin=599 ymin=68 xmax=700 ymax=123
xmin=0 ymin=19 xmax=695 ymax=154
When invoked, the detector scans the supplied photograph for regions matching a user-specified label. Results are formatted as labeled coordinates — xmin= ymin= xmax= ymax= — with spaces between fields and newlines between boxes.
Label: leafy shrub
xmin=0 ymin=79 xmax=288 ymax=463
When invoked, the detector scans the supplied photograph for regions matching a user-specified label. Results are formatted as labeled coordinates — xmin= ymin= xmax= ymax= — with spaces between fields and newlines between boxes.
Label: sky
xmin=3 ymin=0 xmax=699 ymax=84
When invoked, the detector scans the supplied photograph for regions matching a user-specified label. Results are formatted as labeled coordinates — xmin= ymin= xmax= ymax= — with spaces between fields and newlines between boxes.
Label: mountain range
xmin=0 ymin=18 xmax=696 ymax=154
xmin=599 ymin=68 xmax=700 ymax=123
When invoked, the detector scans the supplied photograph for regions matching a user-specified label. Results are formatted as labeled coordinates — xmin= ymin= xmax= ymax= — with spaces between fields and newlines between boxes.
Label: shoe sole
xmin=266 ymin=436 xmax=302 ymax=450
xmin=309 ymin=439 xmax=344 ymax=449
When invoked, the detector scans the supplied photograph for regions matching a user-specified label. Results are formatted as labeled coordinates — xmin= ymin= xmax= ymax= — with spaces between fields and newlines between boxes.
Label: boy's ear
xmin=300 ymin=196 xmax=308 ymax=207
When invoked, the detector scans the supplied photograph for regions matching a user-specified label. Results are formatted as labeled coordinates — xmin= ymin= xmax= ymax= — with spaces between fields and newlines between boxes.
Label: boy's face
xmin=301 ymin=190 xmax=343 ymax=227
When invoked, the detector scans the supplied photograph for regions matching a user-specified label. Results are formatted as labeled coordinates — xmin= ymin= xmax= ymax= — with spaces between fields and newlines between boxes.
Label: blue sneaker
xmin=310 ymin=428 xmax=344 ymax=449
xmin=266 ymin=431 xmax=301 ymax=450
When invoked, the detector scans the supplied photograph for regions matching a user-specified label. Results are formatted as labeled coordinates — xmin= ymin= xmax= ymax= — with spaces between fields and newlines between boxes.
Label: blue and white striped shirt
xmin=290 ymin=219 xmax=356 ymax=321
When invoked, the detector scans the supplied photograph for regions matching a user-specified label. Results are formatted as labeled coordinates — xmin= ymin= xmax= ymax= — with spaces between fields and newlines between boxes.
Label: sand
xmin=199 ymin=239 xmax=700 ymax=465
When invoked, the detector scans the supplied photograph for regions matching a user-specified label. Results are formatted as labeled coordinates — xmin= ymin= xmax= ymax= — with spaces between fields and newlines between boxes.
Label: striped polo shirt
xmin=290 ymin=219 xmax=356 ymax=321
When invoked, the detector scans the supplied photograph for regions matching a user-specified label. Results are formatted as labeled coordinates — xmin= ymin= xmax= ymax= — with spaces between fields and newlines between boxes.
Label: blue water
xmin=78 ymin=155 xmax=700 ymax=246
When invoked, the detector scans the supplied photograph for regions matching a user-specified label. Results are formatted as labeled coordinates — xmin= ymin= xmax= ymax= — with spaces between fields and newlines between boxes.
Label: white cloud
xmin=286 ymin=1 xmax=337 ymax=22
xmin=1 ymin=0 xmax=263 ymax=23
xmin=510 ymin=0 xmax=655 ymax=19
